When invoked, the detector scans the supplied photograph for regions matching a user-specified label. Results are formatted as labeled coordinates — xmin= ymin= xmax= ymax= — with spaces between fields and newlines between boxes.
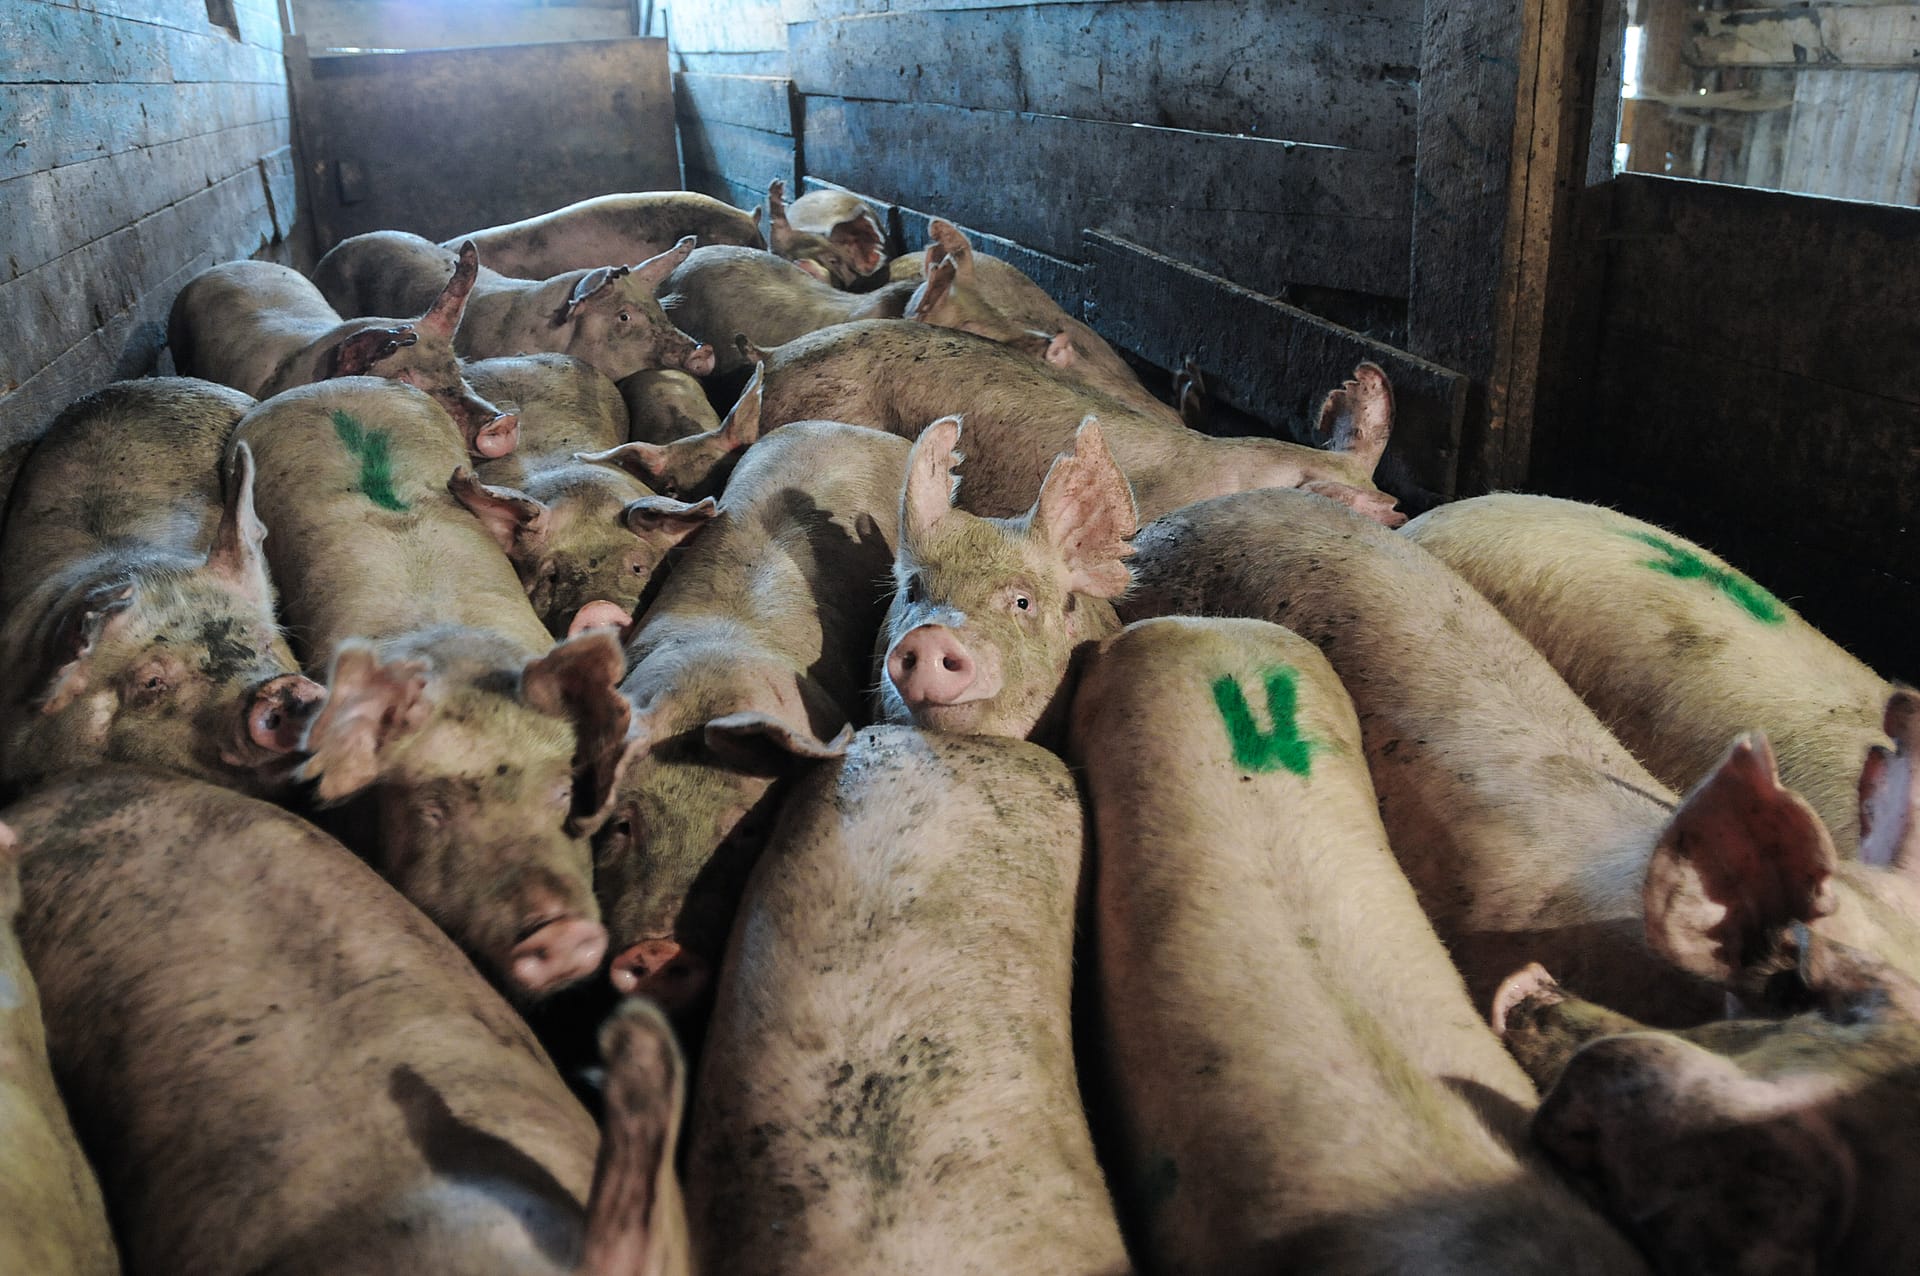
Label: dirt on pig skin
xmin=685 ymin=726 xmax=1132 ymax=1276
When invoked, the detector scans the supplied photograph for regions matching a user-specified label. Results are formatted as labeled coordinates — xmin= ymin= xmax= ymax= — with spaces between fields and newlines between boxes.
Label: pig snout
xmin=474 ymin=410 xmax=520 ymax=460
xmin=886 ymin=625 xmax=987 ymax=708
xmin=680 ymin=342 xmax=717 ymax=377
xmin=509 ymin=915 xmax=609 ymax=996
xmin=248 ymin=674 xmax=325 ymax=753
xmin=610 ymin=937 xmax=711 ymax=1012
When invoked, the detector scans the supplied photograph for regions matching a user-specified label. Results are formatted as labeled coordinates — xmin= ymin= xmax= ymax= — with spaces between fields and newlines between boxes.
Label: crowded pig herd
xmin=1 ymin=178 xmax=1916 ymax=1275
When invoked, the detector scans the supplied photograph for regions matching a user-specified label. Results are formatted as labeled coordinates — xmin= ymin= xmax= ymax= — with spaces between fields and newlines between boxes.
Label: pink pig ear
xmin=326 ymin=324 xmax=418 ymax=378
xmin=623 ymin=494 xmax=719 ymax=541
xmin=300 ymin=643 xmax=433 ymax=803
xmin=718 ymin=361 xmax=764 ymax=449
xmin=831 ymin=213 xmax=886 ymax=276
xmin=1315 ymin=362 xmax=1395 ymax=476
xmin=1644 ymin=733 xmax=1839 ymax=984
xmin=447 ymin=467 xmax=552 ymax=559
xmin=1031 ymin=415 xmax=1136 ymax=598
xmin=31 ymin=580 xmax=137 ymax=714
xmin=925 ymin=220 xmax=974 ymax=281
xmin=205 ymin=441 xmax=273 ymax=605
xmin=562 ymin=266 xmax=629 ymax=322
xmin=631 ymin=236 xmax=697 ymax=291
xmin=1043 ymin=331 xmax=1076 ymax=367
xmin=905 ymin=257 xmax=958 ymax=322
xmin=419 ymin=241 xmax=480 ymax=339
xmin=901 ymin=415 xmax=964 ymax=542
xmin=1859 ymin=687 xmax=1920 ymax=875
xmin=705 ymin=713 xmax=851 ymax=771
xmin=522 ymin=629 xmax=634 ymax=835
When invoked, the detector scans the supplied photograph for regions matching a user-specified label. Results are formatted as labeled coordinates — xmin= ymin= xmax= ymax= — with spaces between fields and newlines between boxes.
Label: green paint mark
xmin=1626 ymin=531 xmax=1785 ymax=625
xmin=1212 ymin=666 xmax=1316 ymax=776
xmin=331 ymin=410 xmax=409 ymax=512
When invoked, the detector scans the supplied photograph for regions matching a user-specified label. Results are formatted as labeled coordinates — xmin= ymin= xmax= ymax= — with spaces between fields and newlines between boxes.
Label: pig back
xmin=1404 ymin=493 xmax=1891 ymax=858
xmin=169 ymin=260 xmax=351 ymax=398
xmin=620 ymin=368 xmax=721 ymax=443
xmin=685 ymin=725 xmax=1129 ymax=1276
xmin=464 ymin=353 xmax=629 ymax=475
xmin=310 ymin=230 xmax=462 ymax=322
xmin=452 ymin=192 xmax=766 ymax=279
xmin=7 ymin=766 xmax=599 ymax=1276
xmin=232 ymin=377 xmax=553 ymax=663
xmin=1119 ymin=489 xmax=1705 ymax=1023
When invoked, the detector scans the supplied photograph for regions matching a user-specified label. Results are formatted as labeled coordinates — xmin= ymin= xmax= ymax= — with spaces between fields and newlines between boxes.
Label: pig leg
xmin=578 ymin=999 xmax=688 ymax=1276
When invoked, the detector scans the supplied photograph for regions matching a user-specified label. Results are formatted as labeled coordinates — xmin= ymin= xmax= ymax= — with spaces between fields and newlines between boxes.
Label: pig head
xmin=766 ymin=178 xmax=887 ymax=287
xmin=550 ymin=239 xmax=716 ymax=380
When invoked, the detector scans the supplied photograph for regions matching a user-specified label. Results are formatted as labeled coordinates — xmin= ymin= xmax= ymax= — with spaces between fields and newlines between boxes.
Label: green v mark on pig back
xmin=1625 ymin=531 xmax=1785 ymax=624
xmin=1212 ymin=666 xmax=1315 ymax=776
xmin=331 ymin=411 xmax=410 ymax=512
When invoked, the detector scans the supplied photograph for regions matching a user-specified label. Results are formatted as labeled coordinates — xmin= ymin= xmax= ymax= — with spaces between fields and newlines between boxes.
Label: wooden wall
xmin=0 ymin=0 xmax=295 ymax=460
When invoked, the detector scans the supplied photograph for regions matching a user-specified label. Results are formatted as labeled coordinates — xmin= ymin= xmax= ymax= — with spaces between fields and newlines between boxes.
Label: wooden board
xmin=291 ymin=0 xmax=634 ymax=51
xmin=676 ymin=119 xmax=797 ymax=197
xmin=1083 ymin=232 xmax=1466 ymax=499
xmin=675 ymin=72 xmax=794 ymax=136
xmin=669 ymin=0 xmax=785 ymax=54
xmin=0 ymin=80 xmax=286 ymax=183
xmin=1689 ymin=5 xmax=1920 ymax=69
xmin=787 ymin=0 xmax=1419 ymax=155
xmin=802 ymin=96 xmax=1415 ymax=297
xmin=296 ymin=38 xmax=679 ymax=249
xmin=685 ymin=167 xmax=768 ymax=215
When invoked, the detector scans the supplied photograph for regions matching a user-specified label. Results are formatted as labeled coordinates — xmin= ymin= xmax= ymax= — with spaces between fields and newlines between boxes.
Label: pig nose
xmin=509 ymin=916 xmax=608 ymax=996
xmin=887 ymin=626 xmax=977 ymax=707
xmin=249 ymin=674 xmax=325 ymax=753
xmin=609 ymin=938 xmax=710 ymax=1012
xmin=682 ymin=344 xmax=716 ymax=377
xmin=475 ymin=411 xmax=519 ymax=459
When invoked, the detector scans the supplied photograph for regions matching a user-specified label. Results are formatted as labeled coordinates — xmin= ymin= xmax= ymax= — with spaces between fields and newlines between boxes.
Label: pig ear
xmin=577 ymin=440 xmax=670 ymax=485
xmin=902 ymin=415 xmax=964 ymax=543
xmin=832 ymin=213 xmax=887 ymax=276
xmin=1644 ymin=733 xmax=1840 ymax=985
xmin=562 ymin=266 xmax=629 ymax=322
xmin=1032 ymin=416 xmax=1136 ymax=598
xmin=631 ymin=235 xmax=697 ymax=291
xmin=522 ymin=630 xmax=635 ymax=835
xmin=765 ymin=177 xmax=796 ymax=250
xmin=29 ymin=581 xmax=137 ymax=714
xmin=580 ymin=997 xmax=686 ymax=1276
xmin=705 ymin=713 xmax=851 ymax=771
xmin=326 ymin=324 xmax=418 ymax=378
xmin=1315 ymin=363 xmax=1395 ymax=476
xmin=300 ymin=644 xmax=433 ymax=802
xmin=447 ymin=467 xmax=552 ymax=558
xmin=1858 ymin=686 xmax=1920 ymax=874
xmin=205 ymin=441 xmax=273 ymax=604
xmin=1298 ymin=479 xmax=1406 ymax=529
xmin=1043 ymin=331 xmax=1076 ymax=368
xmin=418 ymin=241 xmax=480 ymax=339
xmin=623 ymin=494 xmax=719 ymax=542
xmin=733 ymin=333 xmax=769 ymax=366
xmin=1532 ymin=1033 xmax=1854 ymax=1276
xmin=925 ymin=220 xmax=974 ymax=281
xmin=567 ymin=600 xmax=634 ymax=639
xmin=718 ymin=361 xmax=764 ymax=449
xmin=905 ymin=257 xmax=958 ymax=322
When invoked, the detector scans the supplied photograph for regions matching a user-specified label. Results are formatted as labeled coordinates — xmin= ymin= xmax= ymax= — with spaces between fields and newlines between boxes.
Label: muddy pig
xmin=0 ymin=378 xmax=322 ymax=798
xmin=595 ymin=420 xmax=909 ymax=1009
xmin=450 ymin=190 xmax=766 ymax=279
xmin=764 ymin=177 xmax=887 ymax=287
xmin=877 ymin=415 xmax=1131 ymax=742
xmin=7 ymin=767 xmax=688 ymax=1276
xmin=0 ymin=819 xmax=117 ymax=1276
xmin=170 ymin=246 xmax=516 ymax=459
xmin=1069 ymin=617 xmax=1646 ymax=1274
xmin=750 ymin=321 xmax=1403 ymax=524
xmin=231 ymin=377 xmax=634 ymax=997
xmin=1405 ymin=493 xmax=1893 ymax=858
xmin=314 ymin=231 xmax=715 ymax=381
xmin=685 ymin=725 xmax=1131 ymax=1276
xmin=1119 ymin=489 xmax=1920 ymax=1027
xmin=467 ymin=354 xmax=718 ymax=636
xmin=1496 ymin=790 xmax=1920 ymax=1274
xmin=619 ymin=368 xmax=722 ymax=444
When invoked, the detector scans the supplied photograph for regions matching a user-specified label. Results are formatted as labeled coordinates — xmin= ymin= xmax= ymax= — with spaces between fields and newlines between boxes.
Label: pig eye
xmin=1013 ymin=594 xmax=1032 ymax=612
xmin=125 ymin=665 xmax=176 ymax=708
xmin=616 ymin=309 xmax=632 ymax=324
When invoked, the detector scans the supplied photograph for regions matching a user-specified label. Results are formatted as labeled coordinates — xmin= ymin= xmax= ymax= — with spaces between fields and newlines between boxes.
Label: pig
xmin=594 ymin=420 xmax=910 ymax=1008
xmin=764 ymin=177 xmax=887 ymax=287
xmin=619 ymin=368 xmax=722 ymax=444
xmin=684 ymin=725 xmax=1131 ymax=1276
xmin=312 ymin=230 xmax=716 ymax=382
xmin=1494 ymin=775 xmax=1920 ymax=1275
xmin=0 ymin=819 xmax=118 ymax=1276
xmin=580 ymin=362 xmax=766 ymax=504
xmin=467 ymin=354 xmax=718 ymax=636
xmin=0 ymin=378 xmax=322 ymax=799
xmin=169 ymin=246 xmax=517 ymax=459
xmin=1119 ymin=488 xmax=1920 ymax=1027
xmin=1404 ymin=493 xmax=1893 ymax=858
xmin=750 ymin=320 xmax=1404 ymax=524
xmin=1068 ymin=616 xmax=1646 ymax=1274
xmin=449 ymin=190 xmax=766 ymax=279
xmin=230 ymin=377 xmax=636 ymax=997
xmin=6 ymin=766 xmax=688 ymax=1276
xmin=877 ymin=415 xmax=1131 ymax=742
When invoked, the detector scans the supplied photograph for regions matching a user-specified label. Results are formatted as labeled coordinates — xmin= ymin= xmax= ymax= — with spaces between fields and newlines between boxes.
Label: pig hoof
xmin=509 ymin=916 xmax=608 ymax=996
xmin=610 ymin=938 xmax=710 ymax=1013
xmin=1491 ymin=962 xmax=1565 ymax=1036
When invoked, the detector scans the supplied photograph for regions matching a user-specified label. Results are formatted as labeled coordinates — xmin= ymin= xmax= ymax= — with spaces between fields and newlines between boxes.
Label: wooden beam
xmin=674 ymin=72 xmax=795 ymax=137
xmin=1689 ymin=5 xmax=1920 ymax=69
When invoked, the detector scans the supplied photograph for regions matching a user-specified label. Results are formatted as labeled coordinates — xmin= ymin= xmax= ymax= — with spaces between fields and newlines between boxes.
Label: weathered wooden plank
xmin=784 ymin=0 xmax=1160 ymax=19
xmin=684 ymin=167 xmax=768 ymax=217
xmin=802 ymin=97 xmax=1414 ymax=297
xmin=301 ymin=38 xmax=678 ymax=247
xmin=894 ymin=203 xmax=1085 ymax=312
xmin=0 ymin=1 xmax=286 ymax=83
xmin=0 ymin=81 xmax=286 ymax=183
xmin=1600 ymin=174 xmax=1920 ymax=404
xmin=1689 ymin=5 xmax=1920 ymax=69
xmin=674 ymin=72 xmax=793 ymax=136
xmin=788 ymin=0 xmax=1420 ymax=156
xmin=1083 ymin=231 xmax=1465 ymax=499
xmin=0 ymin=117 xmax=290 ymax=284
xmin=675 ymin=119 xmax=797 ymax=195
xmin=669 ymin=49 xmax=790 ymax=77
xmin=668 ymin=0 xmax=784 ymax=53
xmin=292 ymin=0 xmax=631 ymax=50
